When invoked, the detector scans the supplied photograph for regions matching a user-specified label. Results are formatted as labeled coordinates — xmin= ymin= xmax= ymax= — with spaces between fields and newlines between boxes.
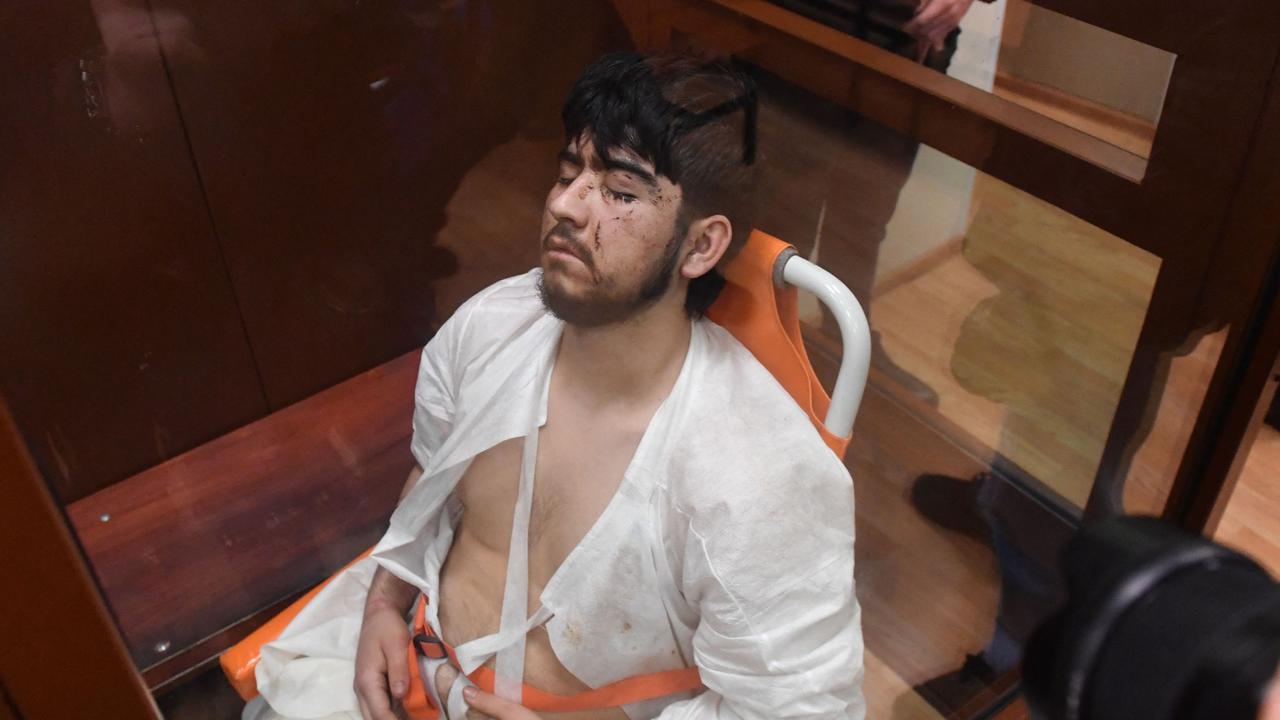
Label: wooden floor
xmin=1215 ymin=425 xmax=1280 ymax=577
xmin=871 ymin=170 xmax=1162 ymax=509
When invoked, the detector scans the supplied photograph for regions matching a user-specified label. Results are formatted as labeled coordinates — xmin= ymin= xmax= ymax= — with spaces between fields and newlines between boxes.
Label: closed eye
xmin=604 ymin=187 xmax=638 ymax=204
xmin=555 ymin=160 xmax=581 ymax=187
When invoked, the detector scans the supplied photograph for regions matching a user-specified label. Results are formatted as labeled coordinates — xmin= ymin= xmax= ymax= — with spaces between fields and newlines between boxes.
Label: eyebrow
xmin=558 ymin=147 xmax=659 ymax=190
xmin=558 ymin=148 xmax=584 ymax=167
xmin=600 ymin=153 xmax=658 ymax=189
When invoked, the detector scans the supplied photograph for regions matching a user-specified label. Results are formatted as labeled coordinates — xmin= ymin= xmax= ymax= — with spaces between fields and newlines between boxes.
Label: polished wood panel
xmin=144 ymin=587 xmax=307 ymax=692
xmin=991 ymin=696 xmax=1030 ymax=720
xmin=704 ymin=0 xmax=1148 ymax=180
xmin=0 ymin=398 xmax=159 ymax=718
xmin=991 ymin=71 xmax=1156 ymax=160
xmin=1163 ymin=41 xmax=1280 ymax=529
xmin=156 ymin=664 xmax=246 ymax=720
xmin=147 ymin=0 xmax=633 ymax=410
xmin=67 ymin=351 xmax=418 ymax=673
xmin=0 ymin=0 xmax=268 ymax=502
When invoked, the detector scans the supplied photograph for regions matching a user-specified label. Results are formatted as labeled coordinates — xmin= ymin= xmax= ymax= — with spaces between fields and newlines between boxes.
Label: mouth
xmin=546 ymin=247 xmax=583 ymax=264
xmin=543 ymin=237 xmax=589 ymax=267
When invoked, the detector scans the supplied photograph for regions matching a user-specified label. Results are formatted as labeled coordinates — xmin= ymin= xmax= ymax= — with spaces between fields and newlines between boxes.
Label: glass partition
xmin=748 ymin=67 xmax=1176 ymax=715
xmin=770 ymin=0 xmax=1177 ymax=162
xmin=994 ymin=0 xmax=1174 ymax=160
xmin=1214 ymin=404 xmax=1280 ymax=578
xmin=0 ymin=1 xmax=1265 ymax=719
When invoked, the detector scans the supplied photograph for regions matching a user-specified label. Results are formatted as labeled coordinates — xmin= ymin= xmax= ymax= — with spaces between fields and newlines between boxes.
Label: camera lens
xmin=1023 ymin=516 xmax=1280 ymax=720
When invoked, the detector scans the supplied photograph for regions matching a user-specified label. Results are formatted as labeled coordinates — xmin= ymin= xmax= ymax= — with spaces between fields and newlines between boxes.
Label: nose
xmin=548 ymin=174 xmax=591 ymax=229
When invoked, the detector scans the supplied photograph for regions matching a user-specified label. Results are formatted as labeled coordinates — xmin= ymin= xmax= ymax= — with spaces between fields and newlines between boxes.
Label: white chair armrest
xmin=779 ymin=254 xmax=871 ymax=438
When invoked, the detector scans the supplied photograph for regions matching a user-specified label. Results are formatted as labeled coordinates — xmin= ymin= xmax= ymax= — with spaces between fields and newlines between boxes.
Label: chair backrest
xmin=706 ymin=230 xmax=853 ymax=459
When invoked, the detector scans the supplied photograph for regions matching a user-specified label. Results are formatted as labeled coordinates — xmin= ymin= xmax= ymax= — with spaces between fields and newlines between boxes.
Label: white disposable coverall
xmin=253 ymin=270 xmax=866 ymax=719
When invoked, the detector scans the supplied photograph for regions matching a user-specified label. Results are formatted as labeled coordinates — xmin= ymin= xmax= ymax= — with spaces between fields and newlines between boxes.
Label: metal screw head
xmin=99 ymin=513 xmax=111 ymax=523
xmin=154 ymin=641 xmax=170 ymax=654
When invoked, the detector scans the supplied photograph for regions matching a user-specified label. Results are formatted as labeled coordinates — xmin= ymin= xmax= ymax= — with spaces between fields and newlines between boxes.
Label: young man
xmin=249 ymin=53 xmax=863 ymax=720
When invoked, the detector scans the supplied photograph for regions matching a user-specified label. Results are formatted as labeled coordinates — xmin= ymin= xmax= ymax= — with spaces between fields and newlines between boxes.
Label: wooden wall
xmin=0 ymin=0 xmax=632 ymax=502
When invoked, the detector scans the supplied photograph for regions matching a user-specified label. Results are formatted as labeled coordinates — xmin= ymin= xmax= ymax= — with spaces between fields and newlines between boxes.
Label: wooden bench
xmin=67 ymin=350 xmax=420 ymax=692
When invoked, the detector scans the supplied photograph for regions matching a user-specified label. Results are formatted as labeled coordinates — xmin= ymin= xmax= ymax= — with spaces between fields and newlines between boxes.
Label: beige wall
xmin=998 ymin=1 xmax=1175 ymax=123
xmin=874 ymin=0 xmax=1005 ymax=286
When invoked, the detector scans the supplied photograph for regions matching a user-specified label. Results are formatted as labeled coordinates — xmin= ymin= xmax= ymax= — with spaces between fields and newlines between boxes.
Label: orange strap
xmin=403 ymin=597 xmax=703 ymax=718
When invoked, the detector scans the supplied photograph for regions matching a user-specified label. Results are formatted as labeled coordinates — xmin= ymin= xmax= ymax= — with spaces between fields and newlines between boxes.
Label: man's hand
xmin=903 ymin=0 xmax=975 ymax=52
xmin=433 ymin=665 xmax=542 ymax=720
xmin=353 ymin=466 xmax=426 ymax=719
xmin=461 ymin=685 xmax=543 ymax=720
xmin=354 ymin=597 xmax=412 ymax=720
xmin=354 ymin=561 xmax=420 ymax=720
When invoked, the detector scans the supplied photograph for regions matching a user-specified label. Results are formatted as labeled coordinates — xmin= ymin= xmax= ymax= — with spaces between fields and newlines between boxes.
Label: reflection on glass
xmin=750 ymin=67 xmax=1160 ymax=715
xmin=1122 ymin=327 xmax=1228 ymax=515
xmin=6 ymin=0 xmax=1183 ymax=717
xmin=1213 ymin=401 xmax=1280 ymax=578
xmin=995 ymin=0 xmax=1175 ymax=159
xmin=756 ymin=86 xmax=1161 ymax=510
xmin=770 ymin=0 xmax=1176 ymax=160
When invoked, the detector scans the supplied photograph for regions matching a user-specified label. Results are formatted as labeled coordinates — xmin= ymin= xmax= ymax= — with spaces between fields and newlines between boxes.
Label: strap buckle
xmin=414 ymin=632 xmax=449 ymax=661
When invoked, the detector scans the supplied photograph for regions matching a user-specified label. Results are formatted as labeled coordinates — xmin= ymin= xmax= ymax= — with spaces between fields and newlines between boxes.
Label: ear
xmin=680 ymin=214 xmax=732 ymax=280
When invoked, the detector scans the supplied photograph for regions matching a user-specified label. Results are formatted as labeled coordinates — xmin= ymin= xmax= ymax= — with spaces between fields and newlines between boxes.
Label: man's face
xmin=538 ymin=135 xmax=687 ymax=327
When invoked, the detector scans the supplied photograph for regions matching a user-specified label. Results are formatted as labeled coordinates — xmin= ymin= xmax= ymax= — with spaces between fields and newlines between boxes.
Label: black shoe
xmin=911 ymin=652 xmax=998 ymax=718
xmin=910 ymin=472 xmax=991 ymax=542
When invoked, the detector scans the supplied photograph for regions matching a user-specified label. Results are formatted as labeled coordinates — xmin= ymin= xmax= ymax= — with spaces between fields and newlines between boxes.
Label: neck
xmin=556 ymin=296 xmax=692 ymax=406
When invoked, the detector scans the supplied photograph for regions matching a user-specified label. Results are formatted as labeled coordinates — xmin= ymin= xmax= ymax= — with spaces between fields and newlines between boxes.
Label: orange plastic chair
xmin=220 ymin=229 xmax=870 ymax=702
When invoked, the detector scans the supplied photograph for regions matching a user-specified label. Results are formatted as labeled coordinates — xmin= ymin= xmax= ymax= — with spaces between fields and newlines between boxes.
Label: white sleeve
xmin=408 ymin=295 xmax=481 ymax=470
xmin=657 ymin=456 xmax=865 ymax=720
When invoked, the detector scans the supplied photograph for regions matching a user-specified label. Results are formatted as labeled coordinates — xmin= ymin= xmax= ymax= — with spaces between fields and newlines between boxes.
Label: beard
xmin=538 ymin=221 xmax=684 ymax=328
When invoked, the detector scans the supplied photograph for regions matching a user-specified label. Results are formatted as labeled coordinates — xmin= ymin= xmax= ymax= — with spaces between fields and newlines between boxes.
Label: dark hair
xmin=560 ymin=52 xmax=760 ymax=317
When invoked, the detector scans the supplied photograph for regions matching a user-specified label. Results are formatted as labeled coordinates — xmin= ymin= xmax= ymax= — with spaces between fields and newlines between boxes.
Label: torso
xmin=437 ymin=359 xmax=662 ymax=720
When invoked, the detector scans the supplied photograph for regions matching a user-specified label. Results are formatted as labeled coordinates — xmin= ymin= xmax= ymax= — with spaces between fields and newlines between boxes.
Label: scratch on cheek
xmin=594 ymin=224 xmax=602 ymax=251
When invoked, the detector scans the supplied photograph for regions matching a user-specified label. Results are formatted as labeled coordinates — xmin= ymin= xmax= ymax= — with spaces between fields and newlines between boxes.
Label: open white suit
xmin=253 ymin=270 xmax=865 ymax=719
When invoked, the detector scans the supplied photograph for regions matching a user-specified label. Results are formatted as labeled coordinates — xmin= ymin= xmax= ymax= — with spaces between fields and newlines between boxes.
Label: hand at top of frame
xmin=903 ymin=0 xmax=976 ymax=52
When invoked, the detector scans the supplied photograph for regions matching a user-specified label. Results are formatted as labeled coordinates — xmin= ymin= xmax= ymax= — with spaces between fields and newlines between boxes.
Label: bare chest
xmin=452 ymin=412 xmax=645 ymax=587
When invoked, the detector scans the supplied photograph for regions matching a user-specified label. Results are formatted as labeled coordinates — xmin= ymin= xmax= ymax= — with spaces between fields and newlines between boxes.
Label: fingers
xmin=915 ymin=13 xmax=954 ymax=42
xmin=433 ymin=665 xmax=494 ymax=719
xmin=385 ymin=637 xmax=410 ymax=700
xmin=355 ymin=668 xmax=398 ymax=720
xmin=903 ymin=0 xmax=941 ymax=35
xmin=905 ymin=0 xmax=968 ymax=45
xmin=462 ymin=687 xmax=541 ymax=720
xmin=434 ymin=662 xmax=461 ymax=702
xmin=929 ymin=27 xmax=948 ymax=50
